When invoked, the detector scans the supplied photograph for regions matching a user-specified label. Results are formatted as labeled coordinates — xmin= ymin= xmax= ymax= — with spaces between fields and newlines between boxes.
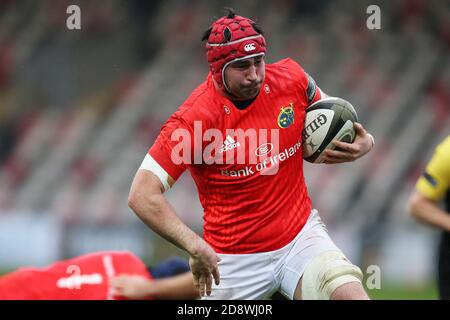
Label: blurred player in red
xmin=129 ymin=8 xmax=375 ymax=300
xmin=0 ymin=251 xmax=198 ymax=300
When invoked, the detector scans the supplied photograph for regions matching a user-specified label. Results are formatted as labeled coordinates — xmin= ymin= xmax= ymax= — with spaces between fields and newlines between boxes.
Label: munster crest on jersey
xmin=277 ymin=103 xmax=295 ymax=128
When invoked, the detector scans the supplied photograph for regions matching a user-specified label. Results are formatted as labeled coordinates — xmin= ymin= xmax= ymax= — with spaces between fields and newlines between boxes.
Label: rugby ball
xmin=302 ymin=97 xmax=358 ymax=163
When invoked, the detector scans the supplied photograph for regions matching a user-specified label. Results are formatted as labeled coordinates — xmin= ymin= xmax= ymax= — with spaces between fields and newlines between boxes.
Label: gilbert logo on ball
xmin=302 ymin=97 xmax=358 ymax=163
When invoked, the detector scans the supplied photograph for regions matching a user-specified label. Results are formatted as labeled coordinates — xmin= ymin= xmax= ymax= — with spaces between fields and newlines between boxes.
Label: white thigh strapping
xmin=278 ymin=210 xmax=342 ymax=299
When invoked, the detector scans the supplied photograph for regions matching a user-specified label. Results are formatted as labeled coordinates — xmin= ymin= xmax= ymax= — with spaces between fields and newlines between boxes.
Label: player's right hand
xmin=189 ymin=242 xmax=221 ymax=297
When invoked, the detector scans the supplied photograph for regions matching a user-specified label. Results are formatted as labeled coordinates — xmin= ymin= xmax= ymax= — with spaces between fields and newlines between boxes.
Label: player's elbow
xmin=128 ymin=188 xmax=144 ymax=215
xmin=128 ymin=186 xmax=148 ymax=213
xmin=128 ymin=170 xmax=164 ymax=213
xmin=127 ymin=190 xmax=139 ymax=212
xmin=408 ymin=191 xmax=423 ymax=220
xmin=128 ymin=187 xmax=164 ymax=220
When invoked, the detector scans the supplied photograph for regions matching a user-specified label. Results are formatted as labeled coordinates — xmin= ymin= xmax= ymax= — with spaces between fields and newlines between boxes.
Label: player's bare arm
xmin=409 ymin=190 xmax=450 ymax=232
xmin=110 ymin=274 xmax=154 ymax=299
xmin=110 ymin=272 xmax=199 ymax=300
xmin=128 ymin=170 xmax=220 ymax=296
xmin=322 ymin=122 xmax=375 ymax=164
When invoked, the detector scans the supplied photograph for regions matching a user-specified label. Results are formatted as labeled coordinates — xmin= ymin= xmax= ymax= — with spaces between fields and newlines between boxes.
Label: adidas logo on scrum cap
xmin=219 ymin=135 xmax=240 ymax=153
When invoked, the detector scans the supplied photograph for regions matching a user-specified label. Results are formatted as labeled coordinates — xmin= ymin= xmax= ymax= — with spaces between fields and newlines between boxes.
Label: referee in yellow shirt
xmin=409 ymin=135 xmax=450 ymax=299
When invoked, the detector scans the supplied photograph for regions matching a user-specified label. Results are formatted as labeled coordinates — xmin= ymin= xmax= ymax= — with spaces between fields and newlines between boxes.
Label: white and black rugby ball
xmin=302 ymin=97 xmax=358 ymax=163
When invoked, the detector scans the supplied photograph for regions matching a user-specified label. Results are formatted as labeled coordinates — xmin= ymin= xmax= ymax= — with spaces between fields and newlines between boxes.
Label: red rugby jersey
xmin=0 ymin=251 xmax=151 ymax=300
xmin=149 ymin=58 xmax=322 ymax=254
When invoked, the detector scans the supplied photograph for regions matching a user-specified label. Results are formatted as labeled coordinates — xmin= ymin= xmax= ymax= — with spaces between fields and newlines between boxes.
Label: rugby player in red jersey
xmin=129 ymin=8 xmax=375 ymax=300
xmin=0 ymin=251 xmax=197 ymax=300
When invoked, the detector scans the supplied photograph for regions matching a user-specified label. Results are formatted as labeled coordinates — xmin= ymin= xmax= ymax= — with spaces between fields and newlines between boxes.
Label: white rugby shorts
xmin=202 ymin=209 xmax=344 ymax=300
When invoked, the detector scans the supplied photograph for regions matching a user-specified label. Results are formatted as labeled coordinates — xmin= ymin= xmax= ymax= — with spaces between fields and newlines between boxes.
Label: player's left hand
xmin=322 ymin=122 xmax=374 ymax=164
xmin=110 ymin=274 xmax=152 ymax=299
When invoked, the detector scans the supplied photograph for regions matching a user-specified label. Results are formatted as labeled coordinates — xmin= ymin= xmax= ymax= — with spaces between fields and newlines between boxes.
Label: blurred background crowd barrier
xmin=0 ymin=0 xmax=449 ymax=298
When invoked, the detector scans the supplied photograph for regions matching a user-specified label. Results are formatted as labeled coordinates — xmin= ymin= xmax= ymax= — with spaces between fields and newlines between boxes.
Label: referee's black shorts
xmin=438 ymin=235 xmax=450 ymax=300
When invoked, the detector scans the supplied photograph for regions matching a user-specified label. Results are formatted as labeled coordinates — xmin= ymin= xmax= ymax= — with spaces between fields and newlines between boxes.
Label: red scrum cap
xmin=204 ymin=9 xmax=266 ymax=91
